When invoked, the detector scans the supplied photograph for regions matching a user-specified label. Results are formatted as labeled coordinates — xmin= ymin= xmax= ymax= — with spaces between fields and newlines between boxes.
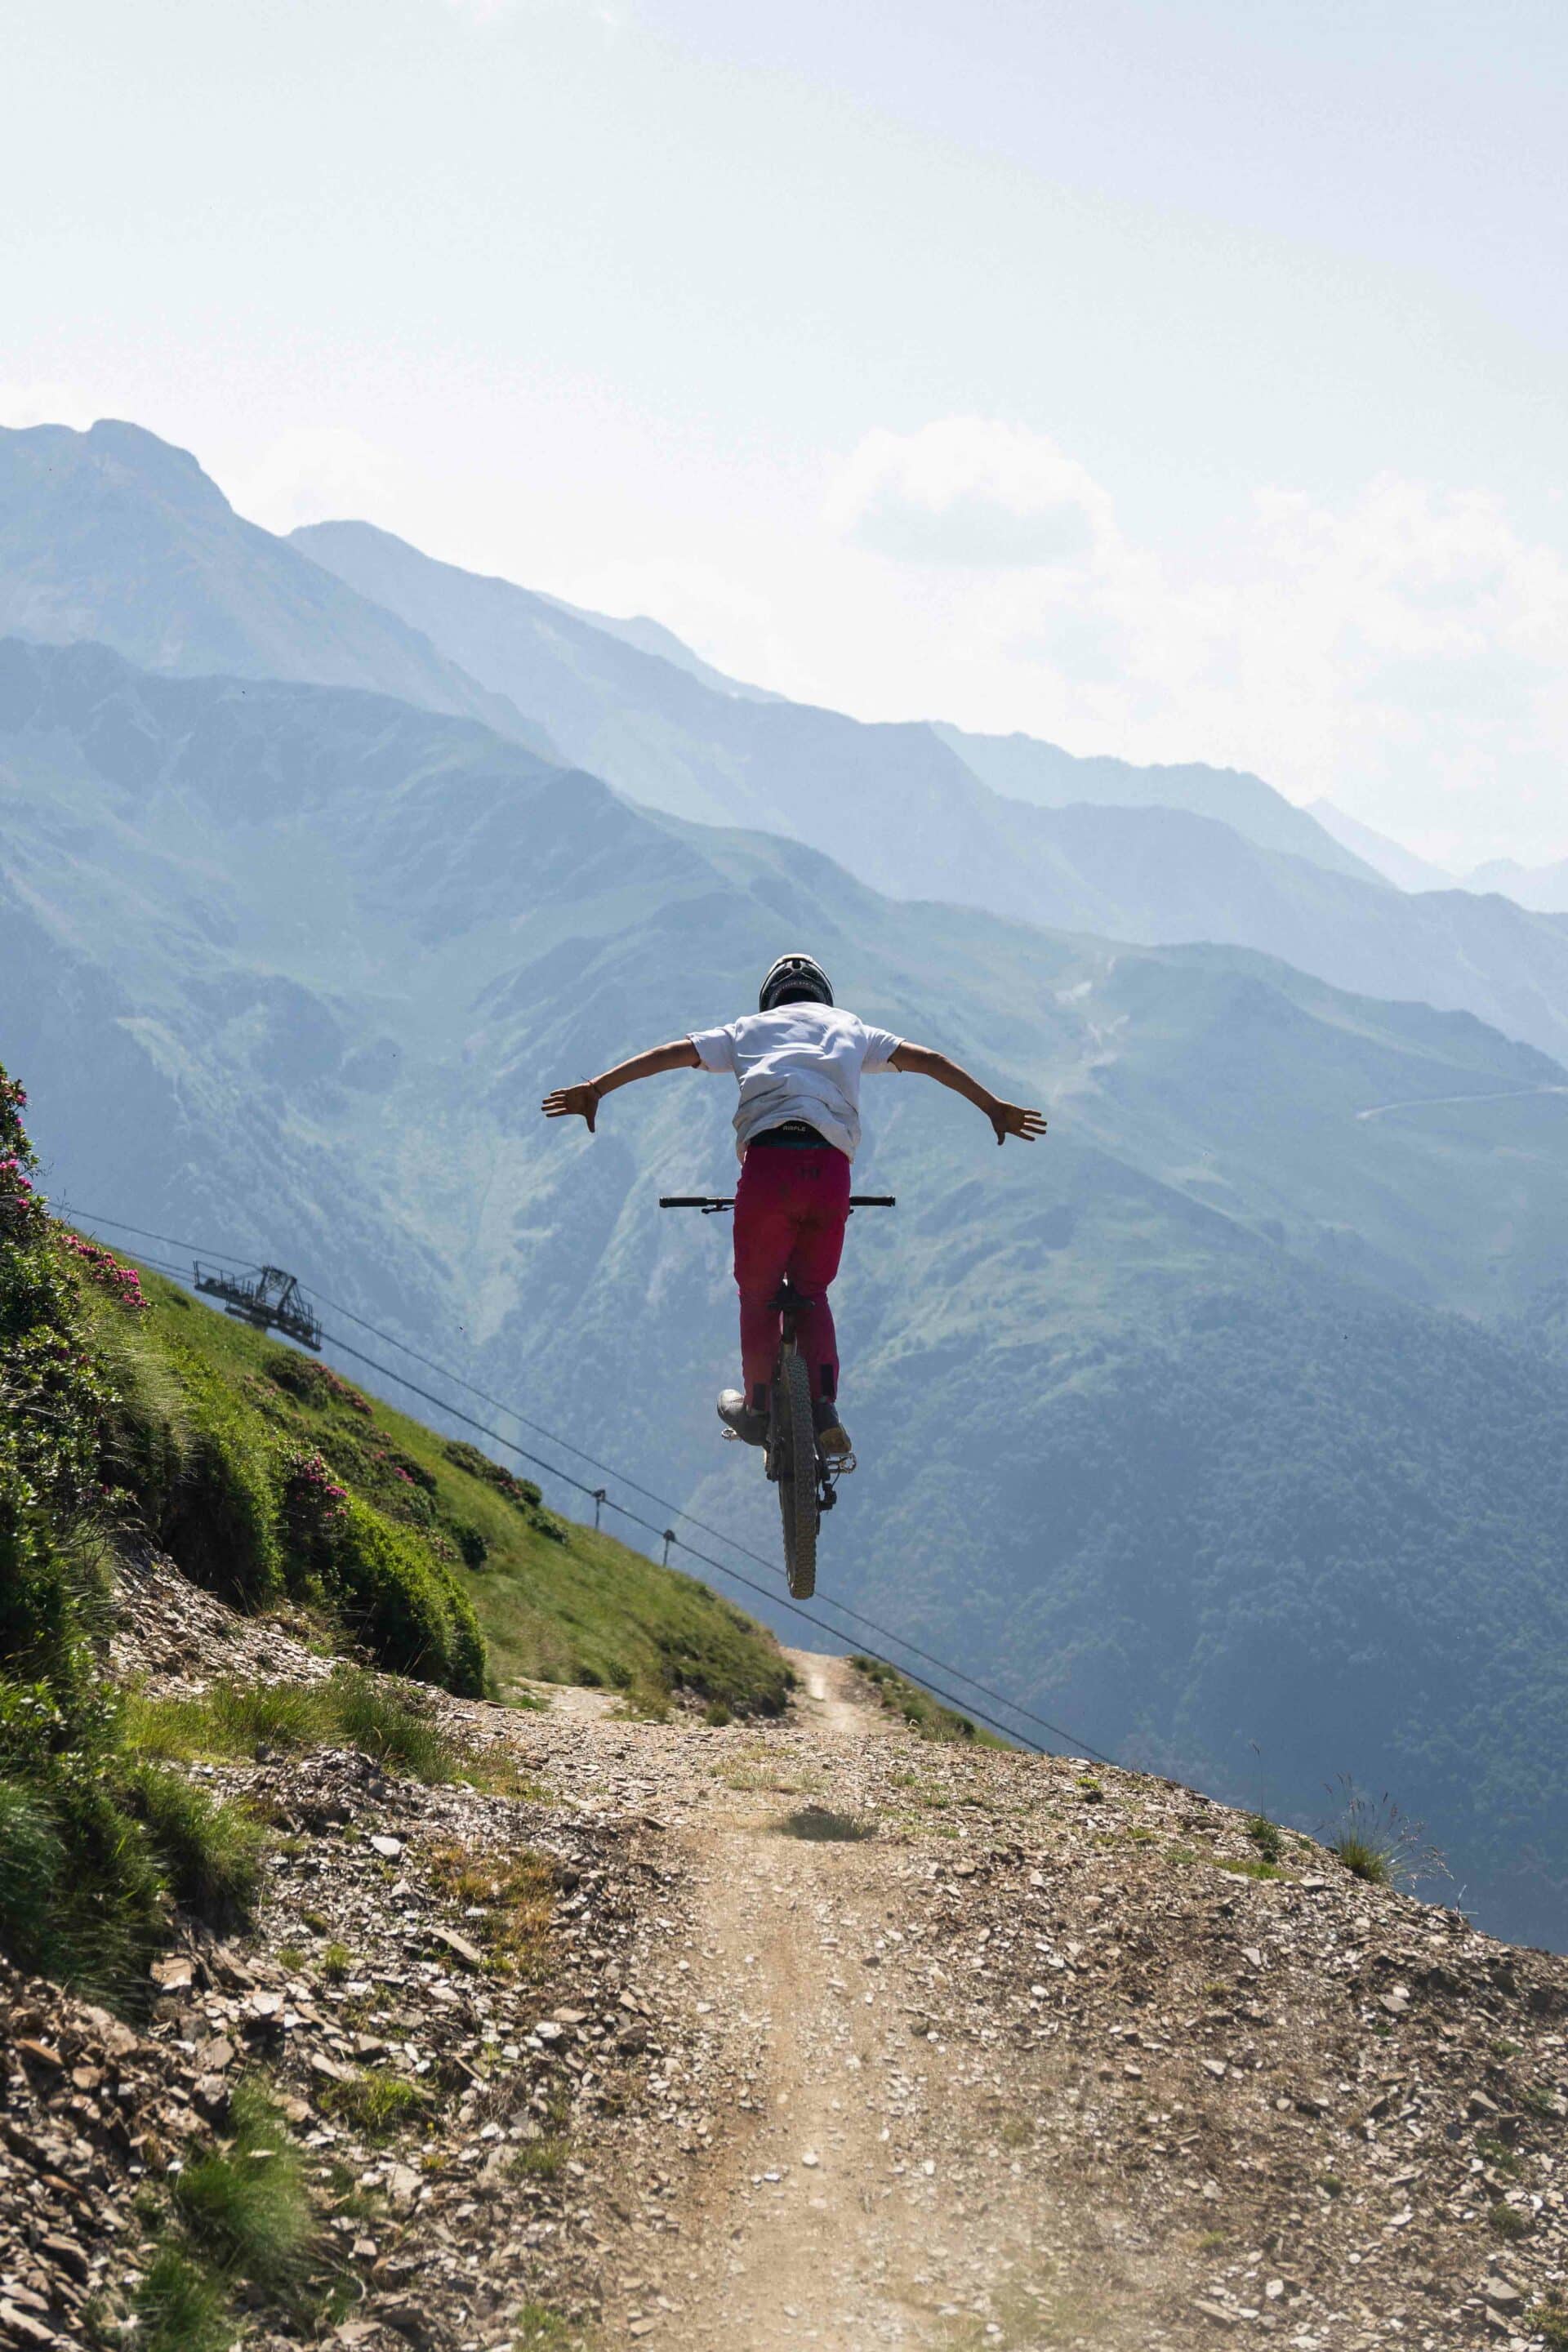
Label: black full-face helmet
xmin=759 ymin=952 xmax=835 ymax=1013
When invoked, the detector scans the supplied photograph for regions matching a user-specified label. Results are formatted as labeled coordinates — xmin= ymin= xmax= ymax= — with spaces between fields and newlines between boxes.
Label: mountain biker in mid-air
xmin=541 ymin=953 xmax=1046 ymax=1456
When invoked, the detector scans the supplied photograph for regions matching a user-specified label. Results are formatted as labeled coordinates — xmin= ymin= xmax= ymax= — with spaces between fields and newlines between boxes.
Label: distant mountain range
xmin=10 ymin=416 xmax=1568 ymax=1943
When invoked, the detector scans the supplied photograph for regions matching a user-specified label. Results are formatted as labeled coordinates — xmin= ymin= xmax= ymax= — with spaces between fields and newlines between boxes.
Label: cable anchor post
xmin=662 ymin=1528 xmax=676 ymax=1568
xmin=592 ymin=1487 xmax=606 ymax=1530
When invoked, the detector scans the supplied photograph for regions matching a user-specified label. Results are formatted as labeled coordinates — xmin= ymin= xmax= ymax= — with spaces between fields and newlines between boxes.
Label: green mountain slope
xmin=10 ymin=635 xmax=1568 ymax=1937
xmin=108 ymin=1258 xmax=789 ymax=1715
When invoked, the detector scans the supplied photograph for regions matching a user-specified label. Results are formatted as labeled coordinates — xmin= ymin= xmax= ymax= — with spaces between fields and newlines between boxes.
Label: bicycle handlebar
xmin=659 ymin=1194 xmax=896 ymax=1212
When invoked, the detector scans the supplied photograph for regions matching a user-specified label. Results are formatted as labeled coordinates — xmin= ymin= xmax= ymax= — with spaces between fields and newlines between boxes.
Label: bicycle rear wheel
xmin=775 ymin=1348 xmax=818 ymax=1600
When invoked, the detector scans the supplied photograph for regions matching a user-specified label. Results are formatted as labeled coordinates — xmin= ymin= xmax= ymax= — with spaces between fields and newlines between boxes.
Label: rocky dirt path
xmin=528 ymin=1650 xmax=1568 ymax=2351
xmin=14 ymin=1578 xmax=1568 ymax=2352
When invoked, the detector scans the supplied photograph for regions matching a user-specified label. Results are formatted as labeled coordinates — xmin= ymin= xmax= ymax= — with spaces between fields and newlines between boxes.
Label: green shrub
xmin=326 ymin=1498 xmax=483 ymax=1695
xmin=451 ymin=1520 xmax=489 ymax=1570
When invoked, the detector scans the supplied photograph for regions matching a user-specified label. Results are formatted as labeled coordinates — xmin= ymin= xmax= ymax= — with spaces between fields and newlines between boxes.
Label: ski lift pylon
xmin=193 ymin=1262 xmax=323 ymax=1352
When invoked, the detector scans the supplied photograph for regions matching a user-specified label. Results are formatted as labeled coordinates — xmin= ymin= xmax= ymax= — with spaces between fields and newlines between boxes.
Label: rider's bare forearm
xmin=591 ymin=1039 xmax=702 ymax=1096
xmin=891 ymin=1042 xmax=998 ymax=1114
xmin=541 ymin=1039 xmax=700 ymax=1132
xmin=891 ymin=1041 xmax=1047 ymax=1146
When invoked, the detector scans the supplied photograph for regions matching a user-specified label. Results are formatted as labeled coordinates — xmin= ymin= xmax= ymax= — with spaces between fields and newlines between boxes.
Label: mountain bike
xmin=659 ymin=1192 xmax=894 ymax=1599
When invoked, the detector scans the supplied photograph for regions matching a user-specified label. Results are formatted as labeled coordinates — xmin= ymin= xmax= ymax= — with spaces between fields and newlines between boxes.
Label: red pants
xmin=733 ymin=1142 xmax=852 ymax=1405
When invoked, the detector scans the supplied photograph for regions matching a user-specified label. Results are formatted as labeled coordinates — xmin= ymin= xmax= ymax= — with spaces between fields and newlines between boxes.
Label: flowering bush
xmin=56 ymin=1232 xmax=148 ymax=1314
xmin=279 ymin=1445 xmax=350 ymax=1544
xmin=0 ymin=1075 xmax=47 ymax=1245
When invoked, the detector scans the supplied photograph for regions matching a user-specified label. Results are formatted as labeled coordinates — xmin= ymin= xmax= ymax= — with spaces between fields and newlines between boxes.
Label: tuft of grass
xmin=1076 ymin=1775 xmax=1105 ymax=1803
xmin=1526 ymin=2302 xmax=1568 ymax=2350
xmin=1321 ymin=1776 xmax=1444 ymax=1893
xmin=1490 ymin=2202 xmax=1530 ymax=2240
xmin=1246 ymin=1814 xmax=1284 ymax=1863
xmin=1211 ymin=1851 xmax=1285 ymax=1882
xmin=1333 ymin=1833 xmax=1390 ymax=1886
xmin=327 ymin=1667 xmax=458 ymax=1780
xmin=171 ymin=2079 xmax=314 ymax=2287
xmin=318 ymin=2071 xmax=429 ymax=2140
xmin=425 ymin=1841 xmax=555 ymax=1976
xmin=776 ymin=1806 xmax=875 ymax=1843
xmin=703 ymin=1699 xmax=734 ymax=1727
xmin=507 ymin=2136 xmax=568 ymax=2181
xmin=514 ymin=2307 xmax=577 ymax=2349
xmin=127 ymin=1667 xmax=459 ymax=1784
xmin=319 ymin=1941 xmax=354 ymax=1984
xmin=131 ymin=2245 xmax=231 ymax=2352
xmin=130 ymin=1765 xmax=267 ymax=1928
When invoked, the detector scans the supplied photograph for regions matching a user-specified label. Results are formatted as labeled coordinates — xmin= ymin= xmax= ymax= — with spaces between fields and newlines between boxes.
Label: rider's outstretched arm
xmin=541 ymin=1039 xmax=701 ymax=1134
xmin=890 ymin=1042 xmax=1047 ymax=1147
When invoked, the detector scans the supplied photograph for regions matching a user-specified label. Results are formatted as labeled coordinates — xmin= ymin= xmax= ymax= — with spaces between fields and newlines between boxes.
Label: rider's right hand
xmin=541 ymin=1082 xmax=602 ymax=1131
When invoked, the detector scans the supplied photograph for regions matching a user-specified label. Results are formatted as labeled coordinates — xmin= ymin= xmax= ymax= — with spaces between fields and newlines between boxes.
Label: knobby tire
xmin=776 ymin=1348 xmax=818 ymax=1600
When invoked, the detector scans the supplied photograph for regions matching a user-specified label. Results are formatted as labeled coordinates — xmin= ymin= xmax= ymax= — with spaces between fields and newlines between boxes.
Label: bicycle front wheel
xmin=775 ymin=1348 xmax=818 ymax=1600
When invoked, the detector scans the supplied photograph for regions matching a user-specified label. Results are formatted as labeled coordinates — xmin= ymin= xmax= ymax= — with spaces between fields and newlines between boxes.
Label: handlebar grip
xmin=848 ymin=1195 xmax=896 ymax=1206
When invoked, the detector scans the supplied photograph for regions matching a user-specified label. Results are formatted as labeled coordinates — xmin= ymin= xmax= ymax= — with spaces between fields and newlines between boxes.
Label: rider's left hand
xmin=541 ymin=1082 xmax=602 ymax=1131
xmin=989 ymin=1099 xmax=1048 ymax=1146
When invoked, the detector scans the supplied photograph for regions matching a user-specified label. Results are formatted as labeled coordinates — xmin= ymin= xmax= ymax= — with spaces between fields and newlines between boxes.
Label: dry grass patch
xmin=425 ymin=1840 xmax=556 ymax=1977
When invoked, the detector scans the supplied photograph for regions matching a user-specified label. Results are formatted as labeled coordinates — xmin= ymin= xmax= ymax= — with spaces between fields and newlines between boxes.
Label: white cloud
xmin=227 ymin=428 xmax=410 ymax=536
xmin=822 ymin=421 xmax=1568 ymax=865
xmin=0 ymin=381 xmax=100 ymax=430
xmin=827 ymin=418 xmax=1116 ymax=569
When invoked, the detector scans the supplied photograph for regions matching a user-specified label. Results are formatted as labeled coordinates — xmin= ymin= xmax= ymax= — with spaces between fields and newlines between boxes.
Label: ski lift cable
xmin=58 ymin=1205 xmax=1120 ymax=1766
xmin=316 ymin=1322 xmax=1054 ymax=1757
xmin=305 ymin=1285 xmax=1120 ymax=1765
xmin=56 ymin=1205 xmax=256 ymax=1270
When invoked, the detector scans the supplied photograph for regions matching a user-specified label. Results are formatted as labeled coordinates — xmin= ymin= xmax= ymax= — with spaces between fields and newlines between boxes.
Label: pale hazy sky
xmin=7 ymin=0 xmax=1568 ymax=866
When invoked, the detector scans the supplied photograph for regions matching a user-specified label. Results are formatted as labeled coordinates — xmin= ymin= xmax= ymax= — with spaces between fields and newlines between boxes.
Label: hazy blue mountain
xmin=9 ymin=633 xmax=1568 ymax=1941
xmin=933 ymin=724 xmax=1381 ymax=883
xmin=535 ymin=591 xmax=782 ymax=702
xmin=9 ymin=428 xmax=1568 ymax=1066
xmin=1309 ymin=799 xmax=1456 ymax=893
xmin=1468 ymin=854 xmax=1568 ymax=914
xmin=292 ymin=514 xmax=1568 ymax=1067
xmin=0 ymin=421 xmax=556 ymax=759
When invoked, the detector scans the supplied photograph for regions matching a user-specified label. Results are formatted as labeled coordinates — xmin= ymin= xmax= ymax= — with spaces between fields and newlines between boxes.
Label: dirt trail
xmin=672 ymin=1653 xmax=950 ymax=2350
xmin=592 ymin=1654 xmax=1156 ymax=2351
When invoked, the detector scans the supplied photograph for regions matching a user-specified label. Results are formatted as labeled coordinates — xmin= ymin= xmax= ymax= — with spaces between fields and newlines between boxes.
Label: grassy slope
xmin=848 ymin=1655 xmax=1010 ymax=1748
xmin=118 ymin=1263 xmax=791 ymax=1717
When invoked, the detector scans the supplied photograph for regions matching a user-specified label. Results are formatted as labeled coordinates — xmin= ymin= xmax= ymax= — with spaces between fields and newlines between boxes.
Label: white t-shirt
xmin=688 ymin=1003 xmax=903 ymax=1162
